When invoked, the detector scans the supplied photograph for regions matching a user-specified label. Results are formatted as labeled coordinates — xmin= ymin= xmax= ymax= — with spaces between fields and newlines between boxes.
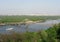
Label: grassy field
xmin=0 ymin=16 xmax=60 ymax=23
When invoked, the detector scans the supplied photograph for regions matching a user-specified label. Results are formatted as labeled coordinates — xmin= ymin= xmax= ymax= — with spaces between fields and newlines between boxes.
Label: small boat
xmin=6 ymin=28 xmax=13 ymax=31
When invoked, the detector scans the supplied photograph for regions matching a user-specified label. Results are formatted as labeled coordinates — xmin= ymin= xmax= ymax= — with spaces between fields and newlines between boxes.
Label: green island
xmin=0 ymin=16 xmax=60 ymax=25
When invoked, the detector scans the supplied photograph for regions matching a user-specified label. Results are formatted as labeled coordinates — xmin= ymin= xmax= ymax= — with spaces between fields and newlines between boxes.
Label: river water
xmin=0 ymin=19 xmax=60 ymax=34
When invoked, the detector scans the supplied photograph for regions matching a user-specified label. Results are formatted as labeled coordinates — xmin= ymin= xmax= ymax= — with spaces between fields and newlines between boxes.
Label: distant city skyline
xmin=0 ymin=0 xmax=60 ymax=15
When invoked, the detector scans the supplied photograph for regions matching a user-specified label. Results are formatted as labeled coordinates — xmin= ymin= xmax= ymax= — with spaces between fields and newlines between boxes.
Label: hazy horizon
xmin=0 ymin=0 xmax=60 ymax=16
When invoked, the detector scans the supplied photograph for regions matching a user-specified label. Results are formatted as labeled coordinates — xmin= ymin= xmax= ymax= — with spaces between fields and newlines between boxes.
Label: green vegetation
xmin=0 ymin=23 xmax=60 ymax=42
xmin=0 ymin=16 xmax=60 ymax=23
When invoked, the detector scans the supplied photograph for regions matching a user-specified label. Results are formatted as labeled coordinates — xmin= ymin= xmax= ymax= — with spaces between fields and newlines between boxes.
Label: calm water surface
xmin=0 ymin=19 xmax=60 ymax=34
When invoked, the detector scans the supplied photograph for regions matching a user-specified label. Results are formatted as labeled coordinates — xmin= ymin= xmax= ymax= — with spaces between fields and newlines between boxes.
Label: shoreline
xmin=0 ymin=20 xmax=45 ymax=26
xmin=0 ymin=19 xmax=59 ymax=26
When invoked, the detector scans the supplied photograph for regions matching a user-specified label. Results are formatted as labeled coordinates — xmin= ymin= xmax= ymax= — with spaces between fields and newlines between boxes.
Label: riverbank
xmin=0 ymin=20 xmax=45 ymax=26
xmin=0 ymin=23 xmax=60 ymax=42
xmin=0 ymin=16 xmax=60 ymax=25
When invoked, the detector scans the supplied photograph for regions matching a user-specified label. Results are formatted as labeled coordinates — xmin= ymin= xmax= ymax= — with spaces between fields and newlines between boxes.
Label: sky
xmin=0 ymin=0 xmax=60 ymax=15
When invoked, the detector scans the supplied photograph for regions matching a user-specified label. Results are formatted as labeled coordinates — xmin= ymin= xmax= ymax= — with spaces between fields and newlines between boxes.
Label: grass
xmin=0 ymin=16 xmax=60 ymax=23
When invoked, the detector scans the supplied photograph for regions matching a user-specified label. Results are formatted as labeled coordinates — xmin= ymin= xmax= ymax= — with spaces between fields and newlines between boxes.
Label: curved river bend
xmin=0 ymin=19 xmax=60 ymax=34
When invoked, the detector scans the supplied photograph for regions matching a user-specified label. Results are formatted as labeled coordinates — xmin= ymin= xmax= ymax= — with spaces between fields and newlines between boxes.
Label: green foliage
xmin=0 ymin=16 xmax=60 ymax=23
xmin=0 ymin=23 xmax=60 ymax=42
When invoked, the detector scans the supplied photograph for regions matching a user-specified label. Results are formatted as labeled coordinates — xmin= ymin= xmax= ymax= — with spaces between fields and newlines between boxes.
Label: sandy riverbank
xmin=0 ymin=20 xmax=44 ymax=26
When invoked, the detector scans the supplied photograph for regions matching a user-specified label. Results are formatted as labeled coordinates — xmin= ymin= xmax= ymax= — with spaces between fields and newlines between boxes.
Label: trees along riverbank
xmin=0 ymin=23 xmax=60 ymax=42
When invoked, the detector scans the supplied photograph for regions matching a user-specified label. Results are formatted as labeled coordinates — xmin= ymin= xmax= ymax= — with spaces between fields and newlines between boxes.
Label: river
xmin=0 ymin=19 xmax=60 ymax=34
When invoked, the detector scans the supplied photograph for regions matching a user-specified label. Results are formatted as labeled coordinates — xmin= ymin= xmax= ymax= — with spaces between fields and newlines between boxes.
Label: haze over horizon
xmin=0 ymin=0 xmax=60 ymax=16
